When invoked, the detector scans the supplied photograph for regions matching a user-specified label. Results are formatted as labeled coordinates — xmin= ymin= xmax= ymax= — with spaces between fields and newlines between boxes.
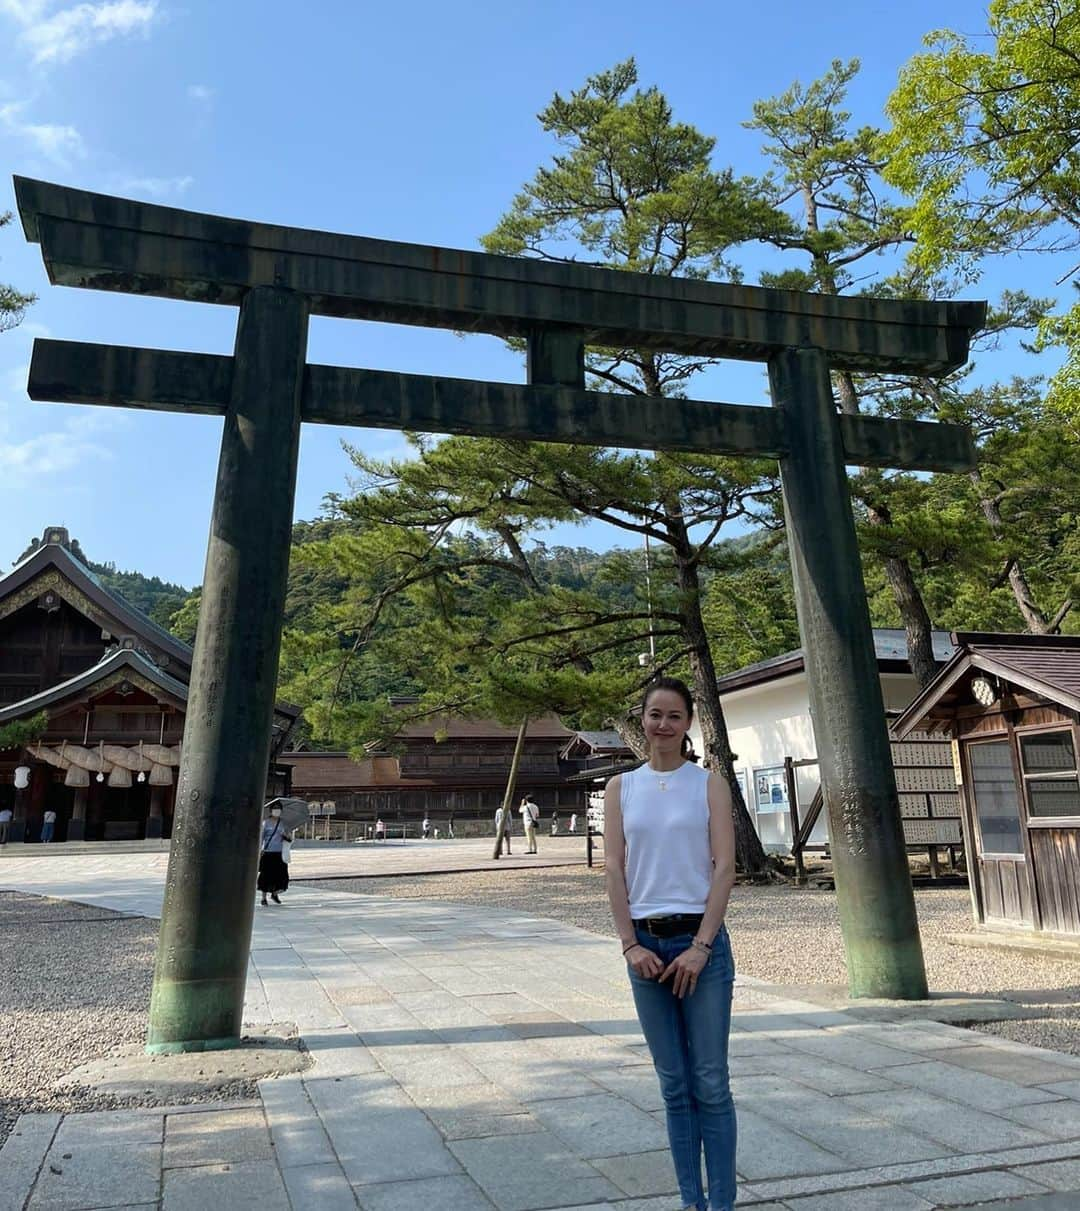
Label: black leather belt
xmin=633 ymin=914 xmax=704 ymax=938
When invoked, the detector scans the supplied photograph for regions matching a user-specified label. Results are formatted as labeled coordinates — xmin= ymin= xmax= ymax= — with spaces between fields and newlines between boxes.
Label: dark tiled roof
xmin=0 ymin=648 xmax=189 ymax=724
xmin=716 ymin=629 xmax=956 ymax=694
xmin=894 ymin=632 xmax=1080 ymax=737
xmin=963 ymin=632 xmax=1080 ymax=709
xmin=573 ymin=730 xmax=627 ymax=751
xmin=1 ymin=539 xmax=193 ymax=670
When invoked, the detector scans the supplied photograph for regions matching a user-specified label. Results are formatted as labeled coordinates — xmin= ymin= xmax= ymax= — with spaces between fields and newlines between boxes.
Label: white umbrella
xmin=264 ymin=797 xmax=309 ymax=833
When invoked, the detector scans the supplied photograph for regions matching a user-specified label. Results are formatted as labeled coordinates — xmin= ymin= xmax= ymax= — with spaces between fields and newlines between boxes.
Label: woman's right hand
xmin=624 ymin=943 xmax=664 ymax=979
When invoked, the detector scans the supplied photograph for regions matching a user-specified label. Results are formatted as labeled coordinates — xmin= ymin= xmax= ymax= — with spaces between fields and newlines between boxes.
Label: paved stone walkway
xmin=0 ymin=835 xmax=589 ymax=880
xmin=4 ymin=854 xmax=1080 ymax=1209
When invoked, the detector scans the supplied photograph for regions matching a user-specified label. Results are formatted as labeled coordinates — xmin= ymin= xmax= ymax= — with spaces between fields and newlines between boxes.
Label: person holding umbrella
xmin=258 ymin=798 xmax=308 ymax=907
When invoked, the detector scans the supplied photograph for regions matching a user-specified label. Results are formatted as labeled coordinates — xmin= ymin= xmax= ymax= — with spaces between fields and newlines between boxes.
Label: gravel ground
xmin=0 ymin=892 xmax=260 ymax=1149
xmin=308 ymin=866 xmax=1080 ymax=1056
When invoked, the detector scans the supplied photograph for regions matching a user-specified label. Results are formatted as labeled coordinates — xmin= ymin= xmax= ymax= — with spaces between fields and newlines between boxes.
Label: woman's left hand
xmin=659 ymin=944 xmax=709 ymax=999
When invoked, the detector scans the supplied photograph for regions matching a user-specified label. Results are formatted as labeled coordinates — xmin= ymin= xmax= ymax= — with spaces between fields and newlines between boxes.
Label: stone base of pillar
xmin=67 ymin=817 xmax=86 ymax=841
xmin=9 ymin=816 xmax=27 ymax=843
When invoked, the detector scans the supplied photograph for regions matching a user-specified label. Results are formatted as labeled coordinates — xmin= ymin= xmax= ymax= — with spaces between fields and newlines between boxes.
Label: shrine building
xmin=0 ymin=528 xmax=298 ymax=843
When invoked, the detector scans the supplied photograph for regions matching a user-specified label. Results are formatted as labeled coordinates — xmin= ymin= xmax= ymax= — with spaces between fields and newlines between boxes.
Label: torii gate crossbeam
xmin=15 ymin=177 xmax=986 ymax=1051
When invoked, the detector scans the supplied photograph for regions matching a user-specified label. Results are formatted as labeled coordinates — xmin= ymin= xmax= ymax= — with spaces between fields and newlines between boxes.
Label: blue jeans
xmin=628 ymin=925 xmax=737 ymax=1211
xmin=40 ymin=821 xmax=54 ymax=843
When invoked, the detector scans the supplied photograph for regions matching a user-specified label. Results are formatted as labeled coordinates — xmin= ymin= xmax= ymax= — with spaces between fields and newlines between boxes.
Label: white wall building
xmin=690 ymin=630 xmax=958 ymax=853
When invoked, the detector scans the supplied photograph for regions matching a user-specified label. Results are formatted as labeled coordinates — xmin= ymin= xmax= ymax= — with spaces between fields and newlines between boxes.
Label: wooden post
xmin=147 ymin=287 xmax=309 ymax=1052
xmin=146 ymin=785 xmax=165 ymax=839
xmin=784 ymin=757 xmax=807 ymax=885
xmin=492 ymin=717 xmax=529 ymax=860
xmin=68 ymin=785 xmax=87 ymax=842
xmin=770 ymin=347 xmax=928 ymax=1000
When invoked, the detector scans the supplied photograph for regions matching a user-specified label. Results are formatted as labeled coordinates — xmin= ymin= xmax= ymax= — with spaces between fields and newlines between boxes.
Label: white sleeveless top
xmin=620 ymin=761 xmax=713 ymax=918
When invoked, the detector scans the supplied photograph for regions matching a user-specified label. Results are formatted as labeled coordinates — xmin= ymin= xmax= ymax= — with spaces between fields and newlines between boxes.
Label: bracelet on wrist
xmin=690 ymin=938 xmax=712 ymax=954
xmin=622 ymin=942 xmax=640 ymax=955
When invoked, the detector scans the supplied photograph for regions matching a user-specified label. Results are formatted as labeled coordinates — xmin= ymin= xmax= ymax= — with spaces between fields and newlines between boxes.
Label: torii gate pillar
xmin=147 ymin=287 xmax=309 ymax=1050
xmin=771 ymin=348 xmax=927 ymax=998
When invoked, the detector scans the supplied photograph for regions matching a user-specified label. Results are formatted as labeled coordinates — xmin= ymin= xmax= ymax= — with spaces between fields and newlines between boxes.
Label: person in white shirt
xmin=519 ymin=794 xmax=540 ymax=853
xmin=40 ymin=809 xmax=57 ymax=843
xmin=0 ymin=807 xmax=12 ymax=845
xmin=604 ymin=676 xmax=737 ymax=1211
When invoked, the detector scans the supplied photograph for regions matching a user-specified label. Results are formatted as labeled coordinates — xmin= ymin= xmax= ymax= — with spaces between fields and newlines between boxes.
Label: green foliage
xmin=168 ymin=589 xmax=201 ymax=645
xmin=885 ymin=0 xmax=1080 ymax=277
xmin=748 ymin=58 xmax=913 ymax=295
xmin=0 ymin=211 xmax=34 ymax=334
xmin=0 ymin=712 xmax=48 ymax=751
xmin=885 ymin=1 xmax=1080 ymax=421
xmin=483 ymin=57 xmax=780 ymax=398
xmin=702 ymin=538 xmax=801 ymax=673
xmin=92 ymin=566 xmax=189 ymax=622
xmin=275 ymin=431 xmax=756 ymax=751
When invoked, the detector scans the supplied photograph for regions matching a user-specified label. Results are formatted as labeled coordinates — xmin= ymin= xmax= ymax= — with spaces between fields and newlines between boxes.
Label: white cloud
xmin=117 ymin=174 xmax=193 ymax=198
xmin=0 ymin=101 xmax=85 ymax=163
xmin=186 ymin=83 xmax=214 ymax=104
xmin=5 ymin=0 xmax=157 ymax=66
xmin=0 ymin=430 xmax=113 ymax=475
xmin=0 ymin=1 xmax=49 ymax=21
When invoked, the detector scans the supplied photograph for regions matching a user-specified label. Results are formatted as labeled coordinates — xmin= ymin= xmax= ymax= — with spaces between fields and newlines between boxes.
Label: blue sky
xmin=0 ymin=0 xmax=1062 ymax=588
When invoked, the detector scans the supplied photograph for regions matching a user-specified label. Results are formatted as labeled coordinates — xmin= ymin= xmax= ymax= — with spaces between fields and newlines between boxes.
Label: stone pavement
xmin=0 ymin=835 xmax=589 ymax=880
xmin=4 ymin=854 xmax=1080 ymax=1210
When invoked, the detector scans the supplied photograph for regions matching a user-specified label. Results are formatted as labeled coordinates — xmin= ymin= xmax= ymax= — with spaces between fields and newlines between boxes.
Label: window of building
xmin=1019 ymin=729 xmax=1080 ymax=819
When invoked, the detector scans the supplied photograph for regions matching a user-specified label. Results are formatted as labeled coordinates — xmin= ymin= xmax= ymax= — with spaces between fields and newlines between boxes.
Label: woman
xmin=605 ymin=677 xmax=737 ymax=1211
xmin=258 ymin=806 xmax=292 ymax=906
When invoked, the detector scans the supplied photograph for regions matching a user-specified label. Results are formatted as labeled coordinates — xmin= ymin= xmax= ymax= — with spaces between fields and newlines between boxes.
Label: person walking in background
xmin=258 ymin=805 xmax=292 ymax=907
xmin=569 ymin=812 xmax=578 ymax=835
xmin=0 ymin=806 xmax=11 ymax=845
xmin=447 ymin=812 xmax=455 ymax=839
xmin=40 ymin=809 xmax=57 ymax=843
xmin=422 ymin=814 xmax=431 ymax=839
xmin=375 ymin=817 xmax=385 ymax=841
xmin=550 ymin=811 xmax=560 ymax=836
xmin=520 ymin=793 xmax=540 ymax=854
xmin=604 ymin=676 xmax=738 ymax=1211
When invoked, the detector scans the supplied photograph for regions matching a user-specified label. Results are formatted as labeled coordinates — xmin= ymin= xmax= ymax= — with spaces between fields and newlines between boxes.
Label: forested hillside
xmin=14 ymin=534 xmax=191 ymax=630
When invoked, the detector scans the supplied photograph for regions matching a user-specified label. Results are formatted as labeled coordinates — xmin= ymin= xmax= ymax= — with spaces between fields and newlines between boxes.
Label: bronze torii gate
xmin=15 ymin=177 xmax=986 ymax=1051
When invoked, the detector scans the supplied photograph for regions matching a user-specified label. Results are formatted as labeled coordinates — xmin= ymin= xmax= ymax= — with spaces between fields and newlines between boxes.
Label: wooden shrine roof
xmin=0 ymin=536 xmax=193 ymax=673
xmin=0 ymin=647 xmax=189 ymax=724
xmin=894 ymin=632 xmax=1080 ymax=738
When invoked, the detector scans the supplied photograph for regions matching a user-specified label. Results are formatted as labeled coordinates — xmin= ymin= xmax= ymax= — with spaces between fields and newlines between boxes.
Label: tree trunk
xmin=492 ymin=715 xmax=528 ymax=860
xmin=612 ymin=714 xmax=648 ymax=760
xmin=971 ymin=470 xmax=1057 ymax=633
xmin=666 ymin=508 xmax=771 ymax=876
